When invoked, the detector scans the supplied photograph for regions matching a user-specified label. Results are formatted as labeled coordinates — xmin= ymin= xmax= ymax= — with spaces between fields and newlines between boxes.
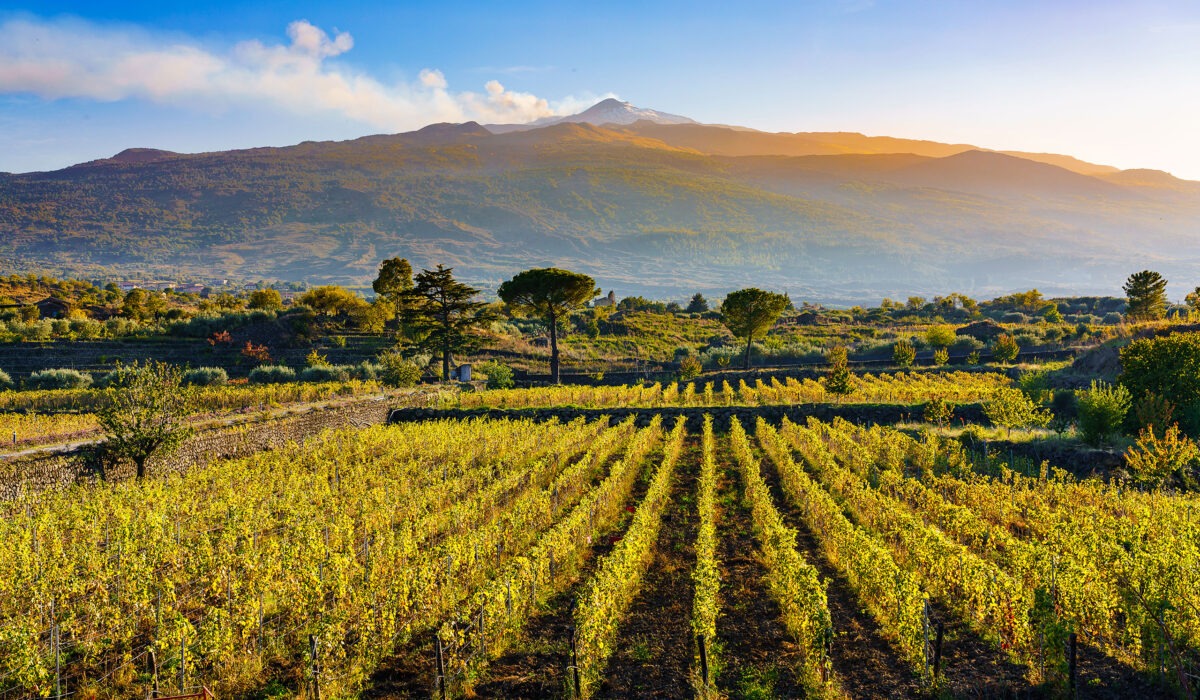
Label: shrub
xmin=248 ymin=288 xmax=284 ymax=311
xmin=677 ymin=355 xmax=702 ymax=381
xmin=478 ymin=360 xmax=516 ymax=389
xmin=1121 ymin=333 xmax=1200 ymax=437
xmin=95 ymin=367 xmax=139 ymax=388
xmin=1075 ymin=381 xmax=1132 ymax=446
xmin=347 ymin=362 xmax=381 ymax=382
xmin=892 ymin=340 xmax=916 ymax=367
xmin=105 ymin=317 xmax=136 ymax=336
xmin=182 ymin=367 xmax=228 ymax=387
xmin=1102 ymin=312 xmax=1124 ymax=325
xmin=951 ymin=336 xmax=984 ymax=353
xmin=1131 ymin=392 xmax=1174 ymax=438
xmin=1124 ymin=425 xmax=1199 ymax=488
xmin=932 ymin=348 xmax=949 ymax=366
xmin=983 ymin=387 xmax=1051 ymax=436
xmin=70 ymin=318 xmax=103 ymax=339
xmin=924 ymin=397 xmax=953 ymax=428
xmin=1001 ymin=312 xmax=1029 ymax=324
xmin=1018 ymin=369 xmax=1052 ymax=404
xmin=991 ymin=334 xmax=1020 ymax=363
xmin=966 ymin=351 xmax=981 ymax=365
xmin=825 ymin=345 xmax=854 ymax=399
xmin=0 ymin=369 xmax=11 ymax=390
xmin=299 ymin=365 xmax=351 ymax=383
xmin=27 ymin=368 xmax=93 ymax=390
xmin=378 ymin=353 xmax=422 ymax=388
xmin=925 ymin=325 xmax=957 ymax=349
xmin=305 ymin=349 xmax=330 ymax=368
xmin=248 ymin=365 xmax=296 ymax=384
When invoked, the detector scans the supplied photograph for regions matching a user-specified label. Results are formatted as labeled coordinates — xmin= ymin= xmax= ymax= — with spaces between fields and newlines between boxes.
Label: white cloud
xmin=0 ymin=16 xmax=585 ymax=128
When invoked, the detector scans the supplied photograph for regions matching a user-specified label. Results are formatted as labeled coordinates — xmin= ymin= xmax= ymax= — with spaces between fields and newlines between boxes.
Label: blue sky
xmin=2 ymin=0 xmax=1199 ymax=177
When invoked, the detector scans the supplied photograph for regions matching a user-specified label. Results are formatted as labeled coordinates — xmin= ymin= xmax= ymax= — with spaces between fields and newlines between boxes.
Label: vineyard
xmin=1 ymin=406 xmax=1195 ymax=697
xmin=455 ymin=371 xmax=1010 ymax=410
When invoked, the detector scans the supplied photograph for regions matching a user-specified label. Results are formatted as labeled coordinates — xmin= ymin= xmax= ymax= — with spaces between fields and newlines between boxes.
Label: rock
xmin=956 ymin=320 xmax=1006 ymax=341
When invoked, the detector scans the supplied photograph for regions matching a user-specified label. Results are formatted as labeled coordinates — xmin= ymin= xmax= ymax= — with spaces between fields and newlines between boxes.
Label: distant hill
xmin=1 ymin=101 xmax=1198 ymax=302
xmin=880 ymin=150 xmax=1125 ymax=198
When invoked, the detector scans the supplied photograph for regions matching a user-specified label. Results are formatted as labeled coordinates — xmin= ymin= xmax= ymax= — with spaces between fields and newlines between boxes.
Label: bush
xmin=248 ymin=365 xmax=296 ymax=384
xmin=1120 ymin=333 xmax=1200 ymax=436
xmin=105 ymin=317 xmax=136 ymax=336
xmin=0 ymin=369 xmax=11 ymax=390
xmin=932 ymin=348 xmax=949 ymax=366
xmin=1102 ymin=312 xmax=1124 ymax=325
xmin=299 ymin=365 xmax=351 ymax=383
xmin=478 ymin=360 xmax=516 ymax=389
xmin=983 ymin=387 xmax=1051 ymax=436
xmin=27 ymin=368 xmax=93 ymax=390
xmin=951 ymin=336 xmax=984 ymax=353
xmin=1075 ymin=381 xmax=1132 ymax=446
xmin=1124 ymin=425 xmax=1199 ymax=488
xmin=70 ymin=318 xmax=103 ymax=339
xmin=924 ymin=397 xmax=953 ymax=428
xmin=1131 ymin=392 xmax=1174 ymax=438
xmin=892 ymin=340 xmax=916 ymax=367
xmin=378 ymin=353 xmax=422 ymax=388
xmin=925 ymin=325 xmax=957 ymax=349
xmin=677 ymin=355 xmax=702 ymax=381
xmin=95 ymin=367 xmax=139 ymax=388
xmin=182 ymin=367 xmax=229 ymax=386
xmin=1001 ymin=312 xmax=1029 ymax=324
xmin=347 ymin=362 xmax=381 ymax=382
xmin=991 ymin=334 xmax=1020 ymax=363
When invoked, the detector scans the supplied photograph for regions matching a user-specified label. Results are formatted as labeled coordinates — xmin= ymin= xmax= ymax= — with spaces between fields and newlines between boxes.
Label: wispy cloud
xmin=0 ymin=16 xmax=588 ymax=127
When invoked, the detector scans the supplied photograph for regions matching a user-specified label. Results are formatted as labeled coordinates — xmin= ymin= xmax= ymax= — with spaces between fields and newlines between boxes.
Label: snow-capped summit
xmin=487 ymin=99 xmax=696 ymax=133
xmin=549 ymin=98 xmax=697 ymax=127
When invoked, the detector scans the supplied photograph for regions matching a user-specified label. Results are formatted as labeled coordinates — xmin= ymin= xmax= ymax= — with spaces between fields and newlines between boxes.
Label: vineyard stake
xmin=697 ymin=634 xmax=709 ymax=685
xmin=933 ymin=623 xmax=944 ymax=679
xmin=310 ymin=634 xmax=322 ymax=700
xmin=179 ymin=636 xmax=186 ymax=694
xmin=435 ymin=634 xmax=447 ymax=700
xmin=148 ymin=647 xmax=159 ymax=696
xmin=54 ymin=622 xmax=61 ymax=700
xmin=1068 ymin=632 xmax=1077 ymax=698
xmin=570 ymin=626 xmax=582 ymax=698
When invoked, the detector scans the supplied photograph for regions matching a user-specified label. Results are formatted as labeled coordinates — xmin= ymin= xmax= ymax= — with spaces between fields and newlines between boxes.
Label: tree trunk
xmin=442 ymin=347 xmax=451 ymax=384
xmin=549 ymin=311 xmax=560 ymax=384
xmin=742 ymin=336 xmax=753 ymax=370
xmin=135 ymin=455 xmax=146 ymax=480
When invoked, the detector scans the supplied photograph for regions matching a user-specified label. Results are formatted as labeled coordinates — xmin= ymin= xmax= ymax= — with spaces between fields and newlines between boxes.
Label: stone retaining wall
xmin=388 ymin=402 xmax=987 ymax=432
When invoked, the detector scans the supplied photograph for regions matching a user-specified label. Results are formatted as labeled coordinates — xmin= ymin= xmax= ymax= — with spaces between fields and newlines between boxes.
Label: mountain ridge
xmin=1 ymin=101 xmax=1197 ymax=301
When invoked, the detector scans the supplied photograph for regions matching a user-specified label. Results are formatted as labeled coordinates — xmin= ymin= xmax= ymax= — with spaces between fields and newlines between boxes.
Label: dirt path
xmin=712 ymin=452 xmax=808 ymax=699
xmin=594 ymin=442 xmax=699 ymax=699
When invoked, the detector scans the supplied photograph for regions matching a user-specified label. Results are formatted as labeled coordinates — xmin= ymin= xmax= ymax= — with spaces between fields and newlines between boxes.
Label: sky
xmin=2 ymin=0 xmax=1199 ymax=178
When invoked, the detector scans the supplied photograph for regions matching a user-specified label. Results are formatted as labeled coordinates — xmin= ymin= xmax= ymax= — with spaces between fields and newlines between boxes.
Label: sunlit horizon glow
xmin=1 ymin=1 xmax=1198 ymax=179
